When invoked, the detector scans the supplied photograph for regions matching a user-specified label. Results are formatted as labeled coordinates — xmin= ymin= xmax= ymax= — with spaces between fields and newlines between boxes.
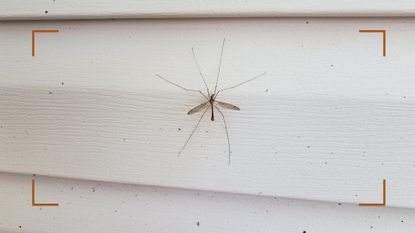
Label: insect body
xmin=188 ymin=94 xmax=240 ymax=121
xmin=156 ymin=39 xmax=265 ymax=166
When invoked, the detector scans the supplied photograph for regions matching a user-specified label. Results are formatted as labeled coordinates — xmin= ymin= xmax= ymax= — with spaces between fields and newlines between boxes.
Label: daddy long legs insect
xmin=156 ymin=38 xmax=266 ymax=166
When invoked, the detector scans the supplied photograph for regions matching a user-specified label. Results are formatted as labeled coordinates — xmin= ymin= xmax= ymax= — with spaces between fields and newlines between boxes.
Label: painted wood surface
xmin=2 ymin=0 xmax=415 ymax=20
xmin=1 ymin=172 xmax=414 ymax=233
xmin=0 ymin=18 xmax=414 ymax=208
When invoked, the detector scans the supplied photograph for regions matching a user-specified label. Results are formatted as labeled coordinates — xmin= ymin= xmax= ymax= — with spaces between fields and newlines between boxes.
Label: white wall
xmin=2 ymin=0 xmax=415 ymax=19
xmin=1 ymin=172 xmax=414 ymax=233
xmin=1 ymin=18 xmax=414 ymax=208
xmin=1 ymin=5 xmax=415 ymax=233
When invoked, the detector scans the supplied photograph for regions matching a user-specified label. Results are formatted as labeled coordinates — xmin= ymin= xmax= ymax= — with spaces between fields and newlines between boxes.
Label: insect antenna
xmin=178 ymin=107 xmax=209 ymax=156
xmin=192 ymin=47 xmax=210 ymax=96
xmin=215 ymin=71 xmax=266 ymax=98
xmin=215 ymin=106 xmax=231 ymax=166
xmin=155 ymin=74 xmax=209 ymax=100
xmin=213 ymin=38 xmax=226 ymax=95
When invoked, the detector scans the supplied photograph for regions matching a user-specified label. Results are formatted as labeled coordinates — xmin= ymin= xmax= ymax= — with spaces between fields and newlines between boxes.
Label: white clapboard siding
xmin=1 ymin=0 xmax=415 ymax=20
xmin=1 ymin=172 xmax=414 ymax=233
xmin=0 ymin=18 xmax=414 ymax=208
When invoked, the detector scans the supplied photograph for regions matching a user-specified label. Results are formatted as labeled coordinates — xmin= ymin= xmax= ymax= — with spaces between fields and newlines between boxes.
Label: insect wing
xmin=187 ymin=102 xmax=209 ymax=115
xmin=215 ymin=101 xmax=240 ymax=111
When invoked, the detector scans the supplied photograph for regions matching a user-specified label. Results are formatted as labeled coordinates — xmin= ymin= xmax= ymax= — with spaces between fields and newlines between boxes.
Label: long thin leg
xmin=192 ymin=47 xmax=210 ymax=96
xmin=156 ymin=74 xmax=209 ymax=100
xmin=213 ymin=38 xmax=226 ymax=95
xmin=215 ymin=71 xmax=266 ymax=98
xmin=215 ymin=106 xmax=231 ymax=166
xmin=178 ymin=106 xmax=209 ymax=156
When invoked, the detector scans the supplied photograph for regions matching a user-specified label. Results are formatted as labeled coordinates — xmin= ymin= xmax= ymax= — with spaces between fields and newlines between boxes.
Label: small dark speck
xmin=197 ymin=221 xmax=200 ymax=227
xmin=70 ymin=187 xmax=74 ymax=190
xmin=265 ymin=89 xmax=269 ymax=93
xmin=305 ymin=21 xmax=309 ymax=24
xmin=61 ymin=82 xmax=64 ymax=86
xmin=370 ymin=226 xmax=373 ymax=229
xmin=19 ymin=225 xmax=22 ymax=229
xmin=114 ymin=210 xmax=118 ymax=213
xmin=49 ymin=91 xmax=53 ymax=94
xmin=45 ymin=10 xmax=48 ymax=14
xmin=303 ymin=231 xmax=307 ymax=233
xmin=401 ymin=220 xmax=404 ymax=223
xmin=403 ymin=96 xmax=407 ymax=99
xmin=92 ymin=187 xmax=96 ymax=192
xmin=338 ymin=203 xmax=342 ymax=206
xmin=178 ymin=128 xmax=181 ymax=131
xmin=330 ymin=64 xmax=334 ymax=67
xmin=307 ymin=145 xmax=310 ymax=149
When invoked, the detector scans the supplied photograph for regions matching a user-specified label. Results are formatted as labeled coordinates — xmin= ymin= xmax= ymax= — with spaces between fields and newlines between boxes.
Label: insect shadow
xmin=156 ymin=38 xmax=266 ymax=166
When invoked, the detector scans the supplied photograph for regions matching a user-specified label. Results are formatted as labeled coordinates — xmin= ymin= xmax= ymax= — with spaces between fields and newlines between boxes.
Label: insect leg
xmin=215 ymin=71 xmax=266 ymax=98
xmin=214 ymin=106 xmax=231 ymax=166
xmin=178 ymin=106 xmax=209 ymax=156
xmin=156 ymin=74 xmax=209 ymax=100
xmin=213 ymin=38 xmax=226 ymax=95
xmin=192 ymin=47 xmax=210 ymax=96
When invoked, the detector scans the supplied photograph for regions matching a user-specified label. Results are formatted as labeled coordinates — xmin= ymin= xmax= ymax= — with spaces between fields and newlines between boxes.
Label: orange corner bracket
xmin=359 ymin=29 xmax=387 ymax=57
xmin=32 ymin=174 xmax=59 ymax=206
xmin=32 ymin=29 xmax=59 ymax=57
xmin=359 ymin=179 xmax=386 ymax=207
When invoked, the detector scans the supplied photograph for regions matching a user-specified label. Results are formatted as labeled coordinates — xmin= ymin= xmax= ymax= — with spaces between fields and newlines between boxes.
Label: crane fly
xmin=156 ymin=38 xmax=266 ymax=166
